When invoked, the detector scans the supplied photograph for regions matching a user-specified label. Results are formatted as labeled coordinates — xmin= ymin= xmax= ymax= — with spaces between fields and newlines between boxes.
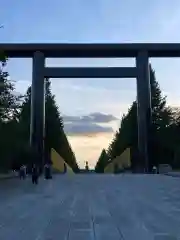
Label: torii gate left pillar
xmin=30 ymin=51 xmax=45 ymax=167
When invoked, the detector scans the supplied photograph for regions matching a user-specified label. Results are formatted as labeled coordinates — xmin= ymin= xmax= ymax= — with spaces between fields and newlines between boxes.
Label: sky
xmin=1 ymin=0 xmax=180 ymax=168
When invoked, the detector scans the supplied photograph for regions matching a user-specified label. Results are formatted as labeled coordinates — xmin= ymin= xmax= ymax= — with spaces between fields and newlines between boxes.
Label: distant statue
xmin=85 ymin=161 xmax=89 ymax=172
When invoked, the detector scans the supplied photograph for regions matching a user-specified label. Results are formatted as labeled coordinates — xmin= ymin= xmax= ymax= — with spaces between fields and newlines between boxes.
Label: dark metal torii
xmin=1 ymin=43 xmax=179 ymax=172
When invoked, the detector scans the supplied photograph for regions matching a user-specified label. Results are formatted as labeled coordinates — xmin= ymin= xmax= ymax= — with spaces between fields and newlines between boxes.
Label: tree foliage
xmin=0 ymin=65 xmax=79 ymax=172
xmin=18 ymin=78 xmax=79 ymax=172
xmin=0 ymin=59 xmax=22 ymax=171
xmin=105 ymin=65 xmax=180 ymax=172
xmin=0 ymin=60 xmax=19 ymax=121
xmin=95 ymin=149 xmax=109 ymax=173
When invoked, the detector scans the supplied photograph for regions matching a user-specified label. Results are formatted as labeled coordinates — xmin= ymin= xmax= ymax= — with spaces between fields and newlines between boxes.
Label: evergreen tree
xmin=0 ymin=59 xmax=18 ymax=122
xmin=107 ymin=66 xmax=173 ymax=171
xmin=107 ymin=131 xmax=121 ymax=160
xmin=18 ymin=85 xmax=31 ymax=142
xmin=161 ymin=108 xmax=180 ymax=168
xmin=0 ymin=58 xmax=21 ymax=171
xmin=18 ymin=78 xmax=79 ymax=172
xmin=95 ymin=149 xmax=108 ymax=173
xmin=107 ymin=102 xmax=138 ymax=169
xmin=148 ymin=66 xmax=172 ymax=168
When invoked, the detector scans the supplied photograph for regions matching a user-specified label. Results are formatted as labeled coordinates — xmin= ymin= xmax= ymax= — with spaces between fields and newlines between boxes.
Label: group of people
xmin=19 ymin=163 xmax=52 ymax=184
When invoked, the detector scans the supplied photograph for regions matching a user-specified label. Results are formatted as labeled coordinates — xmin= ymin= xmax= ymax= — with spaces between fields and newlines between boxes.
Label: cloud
xmin=63 ymin=112 xmax=118 ymax=123
xmin=89 ymin=112 xmax=118 ymax=122
xmin=64 ymin=122 xmax=113 ymax=135
xmin=62 ymin=112 xmax=118 ymax=135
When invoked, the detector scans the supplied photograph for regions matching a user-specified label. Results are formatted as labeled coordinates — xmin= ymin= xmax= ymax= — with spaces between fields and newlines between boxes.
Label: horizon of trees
xmin=95 ymin=65 xmax=180 ymax=173
xmin=2 ymin=56 xmax=180 ymax=174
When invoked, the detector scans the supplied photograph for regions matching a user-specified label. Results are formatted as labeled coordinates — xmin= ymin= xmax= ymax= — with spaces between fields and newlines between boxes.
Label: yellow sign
xmin=51 ymin=148 xmax=74 ymax=174
xmin=104 ymin=148 xmax=131 ymax=173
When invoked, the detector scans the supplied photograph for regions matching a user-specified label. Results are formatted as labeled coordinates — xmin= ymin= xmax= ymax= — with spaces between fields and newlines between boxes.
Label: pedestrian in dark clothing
xmin=63 ymin=163 xmax=67 ymax=174
xmin=44 ymin=164 xmax=52 ymax=179
xmin=32 ymin=164 xmax=39 ymax=184
xmin=19 ymin=165 xmax=26 ymax=180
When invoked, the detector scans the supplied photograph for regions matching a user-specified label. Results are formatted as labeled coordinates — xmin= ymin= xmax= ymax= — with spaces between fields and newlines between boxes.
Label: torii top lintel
xmin=0 ymin=43 xmax=180 ymax=58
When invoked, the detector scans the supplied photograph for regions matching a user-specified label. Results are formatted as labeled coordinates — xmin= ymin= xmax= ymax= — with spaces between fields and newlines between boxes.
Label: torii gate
xmin=1 ymin=43 xmax=179 ymax=172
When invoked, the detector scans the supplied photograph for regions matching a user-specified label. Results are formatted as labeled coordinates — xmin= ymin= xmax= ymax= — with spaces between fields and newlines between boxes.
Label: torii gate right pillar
xmin=136 ymin=51 xmax=152 ymax=173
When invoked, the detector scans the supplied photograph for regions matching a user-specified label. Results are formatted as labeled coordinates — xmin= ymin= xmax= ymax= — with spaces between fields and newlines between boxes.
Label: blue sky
xmin=1 ymin=0 xmax=180 ymax=167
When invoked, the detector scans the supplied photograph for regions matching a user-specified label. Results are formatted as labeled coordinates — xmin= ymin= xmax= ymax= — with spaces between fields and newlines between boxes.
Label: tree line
xmin=95 ymin=65 xmax=180 ymax=173
xmin=0 ymin=58 xmax=79 ymax=173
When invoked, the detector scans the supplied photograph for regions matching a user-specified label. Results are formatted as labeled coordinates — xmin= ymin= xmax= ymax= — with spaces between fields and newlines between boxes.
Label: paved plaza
xmin=0 ymin=174 xmax=180 ymax=240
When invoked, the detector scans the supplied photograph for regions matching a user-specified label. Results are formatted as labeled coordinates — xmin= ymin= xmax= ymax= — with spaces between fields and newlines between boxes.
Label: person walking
xmin=44 ymin=163 xmax=52 ymax=179
xmin=22 ymin=165 xmax=26 ymax=179
xmin=32 ymin=164 xmax=39 ymax=184
xmin=19 ymin=165 xmax=26 ymax=180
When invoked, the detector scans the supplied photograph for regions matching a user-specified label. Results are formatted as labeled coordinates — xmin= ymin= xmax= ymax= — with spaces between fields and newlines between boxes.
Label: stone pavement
xmin=0 ymin=174 xmax=180 ymax=240
xmin=0 ymin=172 xmax=18 ymax=180
xmin=164 ymin=172 xmax=180 ymax=178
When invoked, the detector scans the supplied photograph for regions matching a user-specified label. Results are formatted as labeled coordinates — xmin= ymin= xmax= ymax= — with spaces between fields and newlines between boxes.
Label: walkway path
xmin=0 ymin=174 xmax=180 ymax=240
